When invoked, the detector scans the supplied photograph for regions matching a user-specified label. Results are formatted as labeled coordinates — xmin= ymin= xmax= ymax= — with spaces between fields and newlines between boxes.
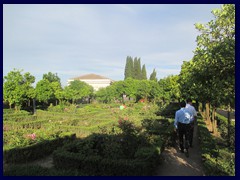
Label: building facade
xmin=67 ymin=73 xmax=114 ymax=91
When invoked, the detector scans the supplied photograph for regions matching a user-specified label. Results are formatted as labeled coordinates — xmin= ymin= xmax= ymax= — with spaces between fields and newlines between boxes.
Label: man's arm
xmin=174 ymin=111 xmax=178 ymax=130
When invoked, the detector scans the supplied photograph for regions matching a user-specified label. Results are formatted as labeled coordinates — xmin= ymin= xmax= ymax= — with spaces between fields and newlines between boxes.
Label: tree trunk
xmin=205 ymin=102 xmax=212 ymax=131
xmin=211 ymin=106 xmax=217 ymax=135
xmin=206 ymin=102 xmax=210 ymax=123
xmin=33 ymin=99 xmax=36 ymax=115
xmin=15 ymin=105 xmax=19 ymax=112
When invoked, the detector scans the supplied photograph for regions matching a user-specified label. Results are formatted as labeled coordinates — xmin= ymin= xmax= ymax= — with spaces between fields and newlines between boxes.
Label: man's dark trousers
xmin=178 ymin=122 xmax=190 ymax=152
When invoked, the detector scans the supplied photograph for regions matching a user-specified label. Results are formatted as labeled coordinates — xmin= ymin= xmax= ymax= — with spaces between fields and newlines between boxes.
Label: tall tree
xmin=158 ymin=75 xmax=180 ymax=103
xmin=124 ymin=56 xmax=133 ymax=80
xmin=133 ymin=57 xmax=138 ymax=79
xmin=42 ymin=72 xmax=62 ymax=105
xmin=3 ymin=69 xmax=35 ymax=110
xmin=23 ymin=72 xmax=36 ymax=106
xmin=51 ymin=81 xmax=63 ymax=105
xmin=137 ymin=58 xmax=142 ymax=79
xmin=179 ymin=4 xmax=235 ymax=135
xmin=149 ymin=69 xmax=157 ymax=81
xmin=141 ymin=64 xmax=147 ymax=80
xmin=35 ymin=79 xmax=54 ymax=104
xmin=137 ymin=80 xmax=151 ymax=101
xmin=133 ymin=57 xmax=142 ymax=80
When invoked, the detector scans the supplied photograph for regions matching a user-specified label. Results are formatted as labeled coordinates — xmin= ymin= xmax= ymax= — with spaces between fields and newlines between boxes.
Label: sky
xmin=3 ymin=4 xmax=222 ymax=87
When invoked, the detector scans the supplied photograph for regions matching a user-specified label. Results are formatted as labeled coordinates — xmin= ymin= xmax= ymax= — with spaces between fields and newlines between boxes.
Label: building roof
xmin=71 ymin=73 xmax=112 ymax=80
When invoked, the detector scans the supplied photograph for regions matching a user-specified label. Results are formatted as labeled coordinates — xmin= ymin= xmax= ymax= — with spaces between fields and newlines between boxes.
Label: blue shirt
xmin=174 ymin=108 xmax=192 ymax=129
xmin=186 ymin=103 xmax=197 ymax=121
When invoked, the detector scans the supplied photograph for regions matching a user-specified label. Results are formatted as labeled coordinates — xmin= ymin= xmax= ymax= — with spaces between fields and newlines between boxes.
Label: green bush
xmin=216 ymin=114 xmax=235 ymax=149
xmin=157 ymin=102 xmax=179 ymax=118
xmin=52 ymin=120 xmax=163 ymax=175
xmin=198 ymin=116 xmax=235 ymax=176
xmin=53 ymin=143 xmax=159 ymax=176
xmin=4 ymin=133 xmax=76 ymax=163
xmin=142 ymin=118 xmax=170 ymax=135
xmin=4 ymin=165 xmax=87 ymax=176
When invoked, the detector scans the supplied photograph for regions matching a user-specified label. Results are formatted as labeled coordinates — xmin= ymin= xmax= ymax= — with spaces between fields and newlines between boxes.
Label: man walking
xmin=186 ymin=98 xmax=197 ymax=147
xmin=174 ymin=101 xmax=192 ymax=157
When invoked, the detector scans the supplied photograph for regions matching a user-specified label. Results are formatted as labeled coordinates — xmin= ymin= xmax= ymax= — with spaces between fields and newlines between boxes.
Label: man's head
xmin=180 ymin=100 xmax=186 ymax=108
xmin=186 ymin=98 xmax=192 ymax=104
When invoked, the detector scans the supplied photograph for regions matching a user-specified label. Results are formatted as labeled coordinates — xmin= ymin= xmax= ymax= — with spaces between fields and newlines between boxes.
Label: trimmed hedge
xmin=53 ymin=141 xmax=160 ymax=176
xmin=52 ymin=118 xmax=165 ymax=177
xmin=4 ymin=133 xmax=76 ymax=163
xmin=4 ymin=165 xmax=87 ymax=176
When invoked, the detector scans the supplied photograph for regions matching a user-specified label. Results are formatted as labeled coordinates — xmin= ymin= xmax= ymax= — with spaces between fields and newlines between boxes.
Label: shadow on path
xmin=154 ymin=124 xmax=205 ymax=176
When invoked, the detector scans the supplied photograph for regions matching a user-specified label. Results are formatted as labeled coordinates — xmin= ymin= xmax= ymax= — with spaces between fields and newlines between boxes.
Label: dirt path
xmin=154 ymin=124 xmax=205 ymax=176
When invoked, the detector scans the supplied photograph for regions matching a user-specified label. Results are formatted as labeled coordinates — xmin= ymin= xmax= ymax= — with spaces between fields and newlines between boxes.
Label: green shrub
xmin=4 ymin=133 xmax=76 ymax=163
xmin=157 ymin=102 xmax=179 ymax=118
xmin=4 ymin=165 xmax=50 ymax=176
xmin=52 ymin=119 xmax=163 ymax=175
xmin=198 ymin=116 xmax=235 ymax=176
xmin=4 ymin=165 xmax=87 ymax=176
xmin=216 ymin=114 xmax=235 ymax=149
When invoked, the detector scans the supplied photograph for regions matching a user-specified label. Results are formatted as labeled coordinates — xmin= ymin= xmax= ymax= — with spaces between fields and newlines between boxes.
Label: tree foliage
xmin=124 ymin=56 xmax=147 ymax=80
xmin=64 ymin=80 xmax=94 ymax=103
xmin=149 ymin=69 xmax=157 ymax=81
xmin=35 ymin=79 xmax=54 ymax=103
xmin=158 ymin=75 xmax=180 ymax=103
xmin=179 ymin=4 xmax=235 ymax=107
xmin=43 ymin=72 xmax=61 ymax=84
xmin=141 ymin=64 xmax=147 ymax=80
xmin=124 ymin=56 xmax=134 ymax=80
xmin=3 ymin=69 xmax=35 ymax=110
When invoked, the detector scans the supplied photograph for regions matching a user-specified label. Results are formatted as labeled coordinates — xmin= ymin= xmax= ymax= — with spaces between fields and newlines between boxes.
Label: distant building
xmin=67 ymin=73 xmax=114 ymax=91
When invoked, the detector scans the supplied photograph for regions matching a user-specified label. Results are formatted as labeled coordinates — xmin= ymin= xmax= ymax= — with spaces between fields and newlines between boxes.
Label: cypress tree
xmin=141 ymin=64 xmax=147 ymax=80
xmin=125 ymin=56 xmax=143 ymax=80
xmin=150 ymin=68 xmax=157 ymax=81
xmin=129 ymin=57 xmax=134 ymax=78
xmin=133 ymin=57 xmax=142 ymax=80
xmin=137 ymin=58 xmax=142 ymax=80
xmin=124 ymin=56 xmax=132 ymax=80
xmin=133 ymin=57 xmax=138 ymax=79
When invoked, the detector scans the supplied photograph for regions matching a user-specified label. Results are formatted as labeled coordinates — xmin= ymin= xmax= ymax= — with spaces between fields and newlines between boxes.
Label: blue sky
xmin=3 ymin=4 xmax=222 ymax=87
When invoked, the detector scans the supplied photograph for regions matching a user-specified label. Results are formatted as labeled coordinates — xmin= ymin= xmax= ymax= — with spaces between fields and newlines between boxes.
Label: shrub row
xmin=53 ymin=140 xmax=160 ymax=176
xmin=4 ymin=165 xmax=87 ymax=176
xmin=51 ymin=118 xmax=166 ymax=176
xmin=4 ymin=132 xmax=76 ymax=163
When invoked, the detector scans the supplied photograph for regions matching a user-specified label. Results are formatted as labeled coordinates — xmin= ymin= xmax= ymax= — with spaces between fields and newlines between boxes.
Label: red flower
xmin=27 ymin=133 xmax=36 ymax=140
